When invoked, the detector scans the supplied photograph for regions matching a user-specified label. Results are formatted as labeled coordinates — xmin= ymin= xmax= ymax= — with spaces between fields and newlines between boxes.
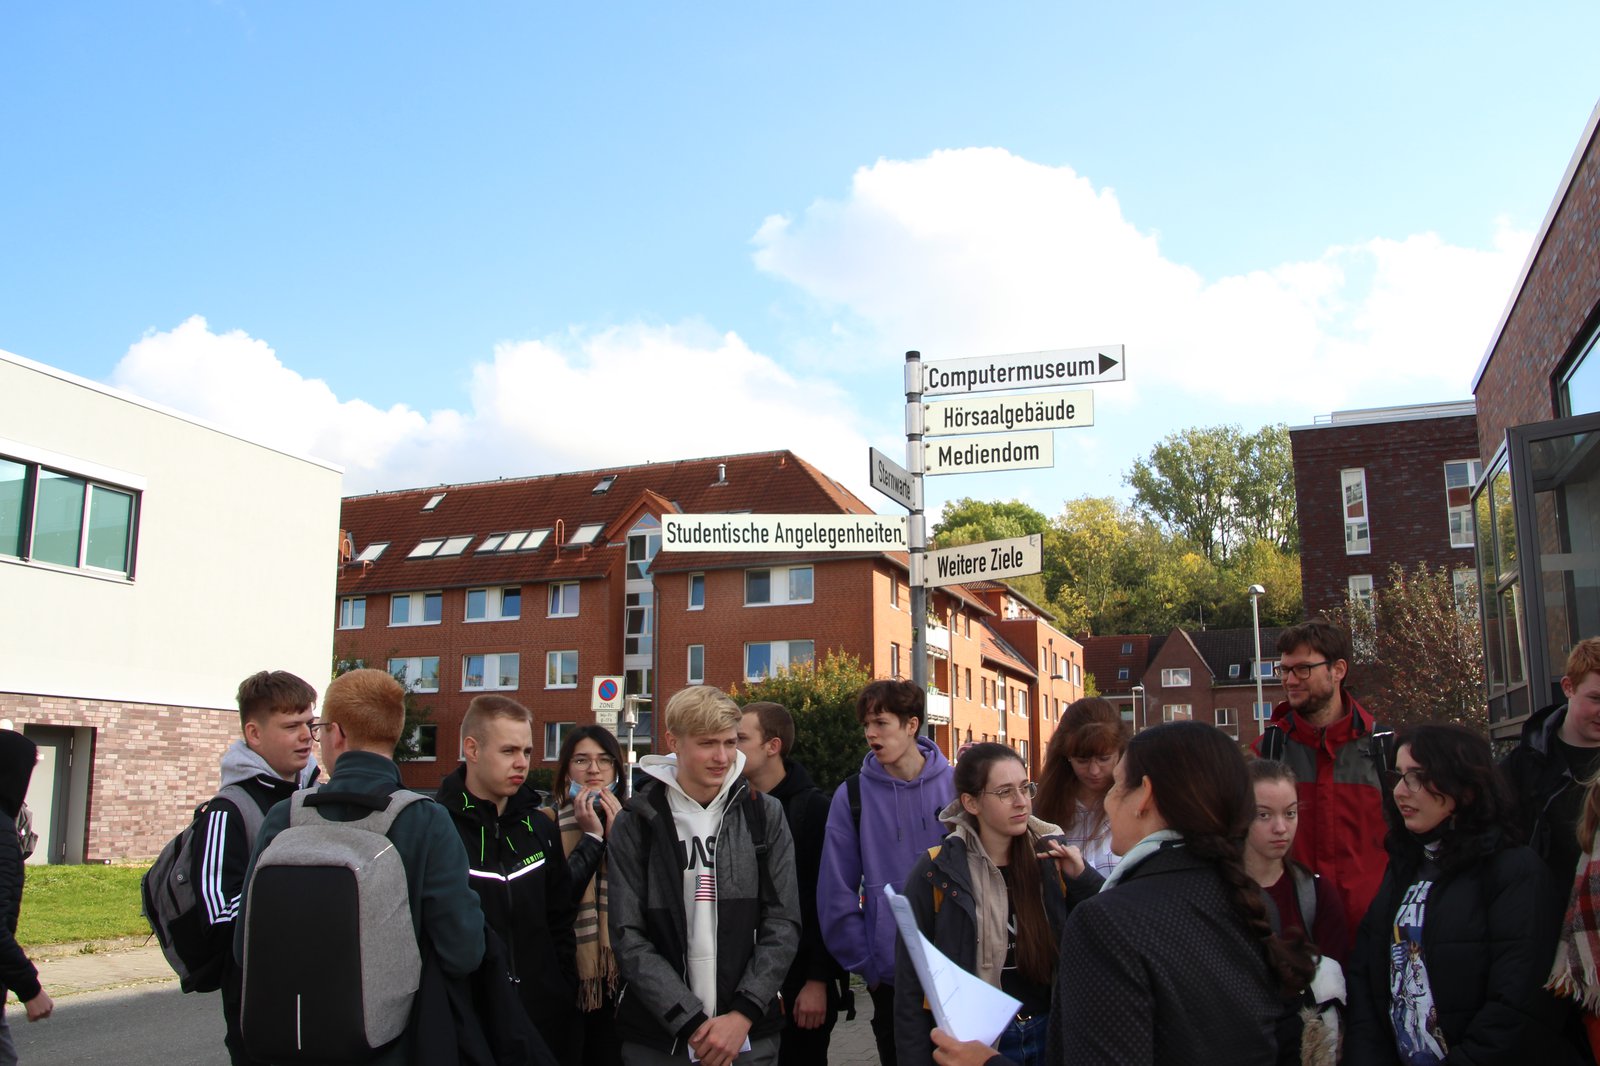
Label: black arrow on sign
xmin=1098 ymin=352 xmax=1119 ymax=375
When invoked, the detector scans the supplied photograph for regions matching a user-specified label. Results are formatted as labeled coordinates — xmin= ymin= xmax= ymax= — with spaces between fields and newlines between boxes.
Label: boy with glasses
xmin=199 ymin=670 xmax=321 ymax=1066
xmin=1252 ymin=619 xmax=1389 ymax=929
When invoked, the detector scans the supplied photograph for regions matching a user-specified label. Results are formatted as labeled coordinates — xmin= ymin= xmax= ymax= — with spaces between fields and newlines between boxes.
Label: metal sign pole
xmin=905 ymin=351 xmax=931 ymax=735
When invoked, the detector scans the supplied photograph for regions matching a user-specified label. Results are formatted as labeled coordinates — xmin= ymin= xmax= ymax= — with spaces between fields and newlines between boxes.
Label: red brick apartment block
xmin=1290 ymin=403 xmax=1481 ymax=618
xmin=336 ymin=450 xmax=1081 ymax=789
xmin=1080 ymin=634 xmax=1159 ymax=724
xmin=1138 ymin=626 xmax=1287 ymax=746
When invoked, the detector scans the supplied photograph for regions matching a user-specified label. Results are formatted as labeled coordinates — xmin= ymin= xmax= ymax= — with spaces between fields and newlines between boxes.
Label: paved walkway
xmin=27 ymin=940 xmax=888 ymax=1064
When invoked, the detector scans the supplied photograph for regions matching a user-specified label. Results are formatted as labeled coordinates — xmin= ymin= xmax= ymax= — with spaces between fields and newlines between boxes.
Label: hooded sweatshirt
xmin=0 ymin=730 xmax=40 ymax=1004
xmin=818 ymin=736 xmax=954 ymax=986
xmin=197 ymin=739 xmax=319 ymax=929
xmin=638 ymin=750 xmax=746 ymax=1016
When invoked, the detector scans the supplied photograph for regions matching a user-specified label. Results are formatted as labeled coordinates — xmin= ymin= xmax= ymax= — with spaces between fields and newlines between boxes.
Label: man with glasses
xmin=1252 ymin=619 xmax=1389 ymax=930
xmin=197 ymin=670 xmax=320 ymax=1066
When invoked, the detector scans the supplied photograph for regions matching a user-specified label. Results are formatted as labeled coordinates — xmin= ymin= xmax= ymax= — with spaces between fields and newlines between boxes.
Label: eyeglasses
xmin=1277 ymin=660 xmax=1332 ymax=680
xmin=308 ymin=721 xmax=329 ymax=739
xmin=1382 ymin=769 xmax=1431 ymax=794
xmin=977 ymin=782 xmax=1038 ymax=803
xmin=571 ymin=754 xmax=616 ymax=769
xmin=1068 ymin=754 xmax=1116 ymax=768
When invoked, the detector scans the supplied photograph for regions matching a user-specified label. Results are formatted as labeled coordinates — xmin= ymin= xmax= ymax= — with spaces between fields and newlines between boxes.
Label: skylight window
xmin=436 ymin=536 xmax=473 ymax=556
xmin=408 ymin=539 xmax=445 ymax=558
xmin=422 ymin=493 xmax=446 ymax=511
xmin=567 ymin=522 xmax=603 ymax=547
xmin=355 ymin=542 xmax=389 ymax=563
xmin=499 ymin=531 xmax=528 ymax=551
xmin=592 ymin=475 xmax=617 ymax=495
xmin=475 ymin=529 xmax=552 ymax=554
xmin=521 ymin=529 xmax=551 ymax=550
xmin=478 ymin=534 xmax=506 ymax=552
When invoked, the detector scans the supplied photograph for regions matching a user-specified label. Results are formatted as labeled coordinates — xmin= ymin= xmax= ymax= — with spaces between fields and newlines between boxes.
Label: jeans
xmin=995 ymin=1013 xmax=1048 ymax=1066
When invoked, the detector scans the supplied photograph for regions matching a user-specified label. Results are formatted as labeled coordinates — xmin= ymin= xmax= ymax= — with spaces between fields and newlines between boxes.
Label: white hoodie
xmin=638 ymin=749 xmax=747 ymax=1018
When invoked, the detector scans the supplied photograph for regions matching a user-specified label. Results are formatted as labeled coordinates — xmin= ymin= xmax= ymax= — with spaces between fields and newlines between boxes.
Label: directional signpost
xmin=922 ymin=345 xmax=1124 ymax=396
xmin=924 ymin=389 xmax=1094 ymax=436
xmin=869 ymin=447 xmax=917 ymax=511
xmin=925 ymin=534 xmax=1042 ymax=588
xmin=661 ymin=513 xmax=908 ymax=553
xmin=924 ymin=429 xmax=1055 ymax=475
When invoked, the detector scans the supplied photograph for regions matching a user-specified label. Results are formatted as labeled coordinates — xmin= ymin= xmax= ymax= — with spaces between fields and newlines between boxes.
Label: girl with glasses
xmin=1035 ymin=697 xmax=1130 ymax=878
xmin=1346 ymin=723 xmax=1571 ymax=1065
xmin=543 ymin=725 xmax=627 ymax=1066
xmin=895 ymin=743 xmax=1095 ymax=1066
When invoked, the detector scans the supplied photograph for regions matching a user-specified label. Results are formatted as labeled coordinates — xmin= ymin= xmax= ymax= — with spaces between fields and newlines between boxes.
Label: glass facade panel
xmin=33 ymin=470 xmax=85 ymax=566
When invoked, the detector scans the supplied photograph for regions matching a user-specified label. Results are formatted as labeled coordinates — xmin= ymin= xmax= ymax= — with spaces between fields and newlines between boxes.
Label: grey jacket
xmin=607 ymin=774 xmax=800 ymax=1052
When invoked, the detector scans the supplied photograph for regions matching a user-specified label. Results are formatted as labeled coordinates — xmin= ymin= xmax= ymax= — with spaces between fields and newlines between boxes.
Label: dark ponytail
xmin=1122 ymin=722 xmax=1315 ymax=1000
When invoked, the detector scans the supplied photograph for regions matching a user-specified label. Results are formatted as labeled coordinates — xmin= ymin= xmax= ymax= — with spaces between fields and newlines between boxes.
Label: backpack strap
xmin=215 ymin=784 xmax=267 ymax=852
xmin=847 ymin=773 xmax=863 ymax=833
xmin=1259 ymin=724 xmax=1288 ymax=763
xmin=1291 ymin=864 xmax=1317 ymax=931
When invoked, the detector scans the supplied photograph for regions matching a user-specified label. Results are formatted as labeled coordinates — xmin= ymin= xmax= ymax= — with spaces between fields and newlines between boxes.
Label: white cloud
xmin=110 ymin=316 xmax=873 ymax=499
xmin=752 ymin=147 xmax=1532 ymax=509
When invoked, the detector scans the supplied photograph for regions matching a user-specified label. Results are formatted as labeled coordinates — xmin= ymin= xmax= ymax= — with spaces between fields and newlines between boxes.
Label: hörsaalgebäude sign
xmin=662 ymin=513 xmax=909 ymax=553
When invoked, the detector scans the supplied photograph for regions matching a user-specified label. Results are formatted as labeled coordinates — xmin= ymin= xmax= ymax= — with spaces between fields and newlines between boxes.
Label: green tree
xmin=332 ymin=644 xmax=437 ymax=762
xmin=1327 ymin=563 xmax=1485 ymax=732
xmin=732 ymin=650 xmax=871 ymax=792
xmin=932 ymin=498 xmax=1049 ymax=547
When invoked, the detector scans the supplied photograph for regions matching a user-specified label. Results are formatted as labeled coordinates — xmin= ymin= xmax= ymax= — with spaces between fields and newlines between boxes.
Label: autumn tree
xmin=1328 ymin=563 xmax=1486 ymax=732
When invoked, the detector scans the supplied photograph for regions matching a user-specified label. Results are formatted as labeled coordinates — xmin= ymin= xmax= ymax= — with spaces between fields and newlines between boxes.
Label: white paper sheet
xmin=884 ymin=884 xmax=1022 ymax=1047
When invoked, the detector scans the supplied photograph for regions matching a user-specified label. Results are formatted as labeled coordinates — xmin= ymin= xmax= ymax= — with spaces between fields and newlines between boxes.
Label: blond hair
xmin=461 ymin=694 xmax=532 ymax=747
xmin=666 ymin=685 xmax=741 ymax=739
xmin=324 ymin=669 xmax=406 ymax=751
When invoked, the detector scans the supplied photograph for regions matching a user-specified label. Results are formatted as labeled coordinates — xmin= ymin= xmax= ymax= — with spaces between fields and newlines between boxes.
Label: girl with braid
xmin=931 ymin=721 xmax=1315 ymax=1066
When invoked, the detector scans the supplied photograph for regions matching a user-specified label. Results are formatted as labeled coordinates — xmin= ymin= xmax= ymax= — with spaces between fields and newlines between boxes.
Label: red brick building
xmin=335 ymin=450 xmax=1081 ymax=788
xmin=1080 ymin=634 xmax=1160 ymax=726
xmin=1290 ymin=401 xmax=1481 ymax=619
xmin=1139 ymin=626 xmax=1287 ymax=745
xmin=1470 ymin=100 xmax=1600 ymax=737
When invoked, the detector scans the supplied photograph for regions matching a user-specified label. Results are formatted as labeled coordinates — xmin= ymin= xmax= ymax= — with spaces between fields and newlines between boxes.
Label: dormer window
xmin=422 ymin=493 xmax=446 ymax=511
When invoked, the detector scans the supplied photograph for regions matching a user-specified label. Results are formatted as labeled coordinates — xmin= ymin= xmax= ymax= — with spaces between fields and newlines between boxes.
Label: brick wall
xmin=1291 ymin=414 xmax=1479 ymax=616
xmin=1475 ymin=124 xmax=1600 ymax=459
xmin=1 ymin=691 xmax=236 ymax=862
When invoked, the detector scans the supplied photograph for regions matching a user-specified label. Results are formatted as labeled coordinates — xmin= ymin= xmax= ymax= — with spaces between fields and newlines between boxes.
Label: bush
xmin=733 ymin=650 xmax=871 ymax=793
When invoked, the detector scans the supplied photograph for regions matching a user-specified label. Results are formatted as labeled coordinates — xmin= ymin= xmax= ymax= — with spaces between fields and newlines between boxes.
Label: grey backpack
xmin=240 ymin=788 xmax=428 ymax=1061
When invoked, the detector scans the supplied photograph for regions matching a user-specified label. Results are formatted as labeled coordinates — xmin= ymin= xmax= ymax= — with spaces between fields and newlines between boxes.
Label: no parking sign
xmin=592 ymin=675 xmax=624 ymax=726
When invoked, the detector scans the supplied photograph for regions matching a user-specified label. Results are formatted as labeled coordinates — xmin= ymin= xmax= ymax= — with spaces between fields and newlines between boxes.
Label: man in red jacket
xmin=1253 ymin=618 xmax=1391 ymax=929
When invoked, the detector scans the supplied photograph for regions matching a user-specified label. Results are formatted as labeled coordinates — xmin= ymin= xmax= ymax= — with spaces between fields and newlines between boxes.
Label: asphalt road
xmin=9 ymin=984 xmax=225 ymax=1065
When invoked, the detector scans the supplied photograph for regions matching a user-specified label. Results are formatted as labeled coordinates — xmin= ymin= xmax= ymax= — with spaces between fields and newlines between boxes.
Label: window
xmin=1257 ymin=661 xmax=1277 ymax=679
xmin=546 ymin=650 xmax=579 ymax=688
xmin=354 ymin=541 xmax=388 ymax=563
xmin=996 ymin=682 xmax=1007 ymax=712
xmin=592 ymin=475 xmax=617 ymax=495
xmin=407 ymin=535 xmax=471 ymax=558
xmin=1254 ymin=701 xmax=1273 ymax=722
xmin=422 ymin=493 xmax=446 ymax=511
xmin=1120 ymin=641 xmax=1133 ymax=655
xmin=1228 ymin=663 xmax=1241 ymax=679
xmin=1342 ymin=468 xmax=1371 ymax=555
xmin=1444 ymin=460 xmax=1483 ymax=548
xmin=567 ymin=522 xmax=604 ymax=546
xmin=625 ymin=590 xmax=653 ymax=656
xmin=400 ymin=724 xmax=438 ymax=762
xmin=544 ymin=722 xmax=574 ymax=761
xmin=466 ymin=586 xmax=521 ymax=621
xmin=1117 ymin=667 xmax=1130 ymax=681
xmin=478 ymin=529 xmax=551 ymax=553
xmin=548 ymin=582 xmax=580 ymax=617
xmin=388 ymin=656 xmax=440 ymax=692
xmin=981 ymin=678 xmax=990 ymax=706
xmin=889 ymin=578 xmax=900 ymax=610
xmin=1163 ymin=704 xmax=1193 ymax=722
xmin=1072 ymin=663 xmax=1082 ymax=686
xmin=745 ymin=565 xmax=815 ymax=606
xmin=744 ymin=640 xmax=815 ymax=681
xmin=688 ymin=572 xmax=705 ymax=609
xmin=463 ymin=652 xmax=519 ymax=690
xmin=687 ymin=645 xmax=705 ymax=685
xmin=1161 ymin=668 xmax=1191 ymax=687
xmin=1017 ymin=691 xmax=1028 ymax=718
xmin=627 ymin=525 xmax=661 ymax=579
xmin=339 ymin=596 xmax=366 ymax=629
xmin=1018 ymin=740 xmax=1028 ymax=764
xmin=964 ymin=668 xmax=973 ymax=700
xmin=390 ymin=591 xmax=442 ymax=626
xmin=1348 ymin=574 xmax=1375 ymax=616
xmin=0 ymin=451 xmax=141 ymax=577
xmin=890 ymin=643 xmax=901 ymax=678
xmin=1215 ymin=708 xmax=1238 ymax=736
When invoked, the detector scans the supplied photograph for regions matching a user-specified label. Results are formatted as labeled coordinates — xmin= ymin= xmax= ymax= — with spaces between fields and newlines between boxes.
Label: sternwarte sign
xmin=662 ymin=513 xmax=909 ymax=553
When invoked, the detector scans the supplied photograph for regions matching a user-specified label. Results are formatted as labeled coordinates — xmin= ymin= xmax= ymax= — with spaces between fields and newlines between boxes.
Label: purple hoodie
xmin=817 ymin=736 xmax=954 ymax=986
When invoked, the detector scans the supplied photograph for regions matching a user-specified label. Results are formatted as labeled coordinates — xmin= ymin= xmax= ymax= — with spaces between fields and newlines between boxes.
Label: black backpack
xmin=141 ymin=784 xmax=264 ymax=993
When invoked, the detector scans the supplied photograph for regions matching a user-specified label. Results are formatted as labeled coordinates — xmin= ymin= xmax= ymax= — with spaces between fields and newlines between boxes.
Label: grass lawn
xmin=17 ymin=864 xmax=152 ymax=947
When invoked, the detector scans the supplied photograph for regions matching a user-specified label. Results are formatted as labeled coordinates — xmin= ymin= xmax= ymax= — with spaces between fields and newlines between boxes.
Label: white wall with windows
xmin=0 ymin=351 xmax=340 ymax=710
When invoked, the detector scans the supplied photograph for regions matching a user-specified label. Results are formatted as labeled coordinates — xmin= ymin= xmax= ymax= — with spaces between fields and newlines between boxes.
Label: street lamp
xmin=1248 ymin=584 xmax=1267 ymax=726
xmin=1131 ymin=684 xmax=1145 ymax=732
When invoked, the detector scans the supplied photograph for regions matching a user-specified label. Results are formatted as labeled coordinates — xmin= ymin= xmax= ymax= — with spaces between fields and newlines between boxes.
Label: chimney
xmin=716 ymin=463 xmax=727 ymax=484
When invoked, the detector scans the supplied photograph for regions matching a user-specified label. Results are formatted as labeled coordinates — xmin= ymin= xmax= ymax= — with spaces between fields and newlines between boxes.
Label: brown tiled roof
xmin=979 ymin=621 xmax=1037 ymax=678
xmin=337 ymin=450 xmax=887 ymax=595
xmin=1080 ymin=634 xmax=1154 ymax=696
xmin=964 ymin=580 xmax=1056 ymax=621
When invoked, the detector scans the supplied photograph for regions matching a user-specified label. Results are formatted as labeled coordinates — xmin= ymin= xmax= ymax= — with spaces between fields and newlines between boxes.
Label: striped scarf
xmin=551 ymin=802 xmax=619 ymax=1011
xmin=1549 ymin=848 xmax=1600 ymax=1011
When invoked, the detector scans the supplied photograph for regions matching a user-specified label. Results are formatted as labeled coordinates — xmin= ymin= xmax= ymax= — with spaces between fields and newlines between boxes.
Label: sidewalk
xmin=29 ymin=940 xmax=886 ymax=1063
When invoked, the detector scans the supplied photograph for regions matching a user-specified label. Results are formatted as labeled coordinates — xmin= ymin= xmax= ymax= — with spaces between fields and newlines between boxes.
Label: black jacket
xmin=1501 ymin=700 xmax=1589 ymax=884
xmin=0 ymin=730 xmax=39 ymax=1003
xmin=767 ymin=758 xmax=845 ymax=997
xmin=1049 ymin=842 xmax=1293 ymax=1066
xmin=440 ymin=766 xmax=577 ymax=1040
xmin=894 ymin=825 xmax=1098 ymax=1066
xmin=1345 ymin=827 xmax=1580 ymax=1065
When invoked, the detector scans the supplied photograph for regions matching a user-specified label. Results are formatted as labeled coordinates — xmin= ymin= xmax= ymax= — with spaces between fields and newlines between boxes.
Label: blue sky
xmin=4 ymin=4 xmax=1597 ymax=519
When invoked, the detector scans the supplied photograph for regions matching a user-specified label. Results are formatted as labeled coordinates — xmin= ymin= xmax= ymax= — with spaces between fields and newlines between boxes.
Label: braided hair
xmin=1122 ymin=721 xmax=1315 ymax=1000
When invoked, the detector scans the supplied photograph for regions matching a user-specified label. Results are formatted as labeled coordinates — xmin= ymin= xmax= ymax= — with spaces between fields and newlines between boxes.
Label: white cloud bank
xmin=110 ymin=316 xmax=871 ymax=497
xmin=111 ymin=148 xmax=1533 ymax=511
